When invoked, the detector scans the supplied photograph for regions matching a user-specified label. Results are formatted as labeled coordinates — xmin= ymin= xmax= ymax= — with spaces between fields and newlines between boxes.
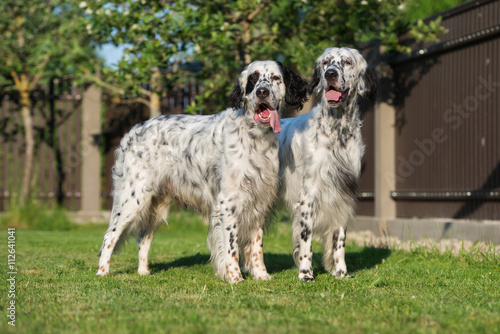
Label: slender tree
xmin=80 ymin=0 xmax=191 ymax=117
xmin=0 ymin=0 xmax=96 ymax=205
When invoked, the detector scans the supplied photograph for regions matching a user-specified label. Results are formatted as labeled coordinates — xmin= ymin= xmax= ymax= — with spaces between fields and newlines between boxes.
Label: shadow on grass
xmin=149 ymin=253 xmax=295 ymax=274
xmin=265 ymin=253 xmax=296 ymax=274
xmin=150 ymin=253 xmax=211 ymax=273
xmin=302 ymin=247 xmax=391 ymax=277
xmin=148 ymin=247 xmax=391 ymax=276
xmin=347 ymin=247 xmax=392 ymax=275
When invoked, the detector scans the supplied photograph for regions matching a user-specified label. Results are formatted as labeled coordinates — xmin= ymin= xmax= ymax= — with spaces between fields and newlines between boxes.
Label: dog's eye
xmin=272 ymin=75 xmax=281 ymax=81
xmin=322 ymin=60 xmax=329 ymax=66
xmin=249 ymin=73 xmax=259 ymax=82
xmin=344 ymin=59 xmax=353 ymax=66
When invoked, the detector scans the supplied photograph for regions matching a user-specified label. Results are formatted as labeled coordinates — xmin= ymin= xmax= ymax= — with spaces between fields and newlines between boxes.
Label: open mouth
xmin=326 ymin=86 xmax=349 ymax=106
xmin=253 ymin=103 xmax=281 ymax=133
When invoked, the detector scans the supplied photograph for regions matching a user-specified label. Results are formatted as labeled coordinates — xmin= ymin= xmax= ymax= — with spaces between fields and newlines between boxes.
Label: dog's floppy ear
xmin=277 ymin=62 xmax=309 ymax=111
xmin=230 ymin=69 xmax=248 ymax=109
xmin=308 ymin=61 xmax=321 ymax=96
xmin=352 ymin=49 xmax=378 ymax=102
xmin=360 ymin=68 xmax=378 ymax=102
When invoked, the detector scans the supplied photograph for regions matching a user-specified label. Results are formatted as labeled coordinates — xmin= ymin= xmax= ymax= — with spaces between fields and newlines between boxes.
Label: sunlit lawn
xmin=1 ymin=209 xmax=499 ymax=333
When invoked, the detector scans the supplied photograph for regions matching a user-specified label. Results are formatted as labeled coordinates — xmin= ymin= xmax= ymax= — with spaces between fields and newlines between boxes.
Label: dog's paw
xmin=225 ymin=271 xmax=245 ymax=284
xmin=253 ymin=272 xmax=274 ymax=281
xmin=227 ymin=276 xmax=245 ymax=284
xmin=96 ymin=266 xmax=109 ymax=276
xmin=138 ymin=268 xmax=151 ymax=276
xmin=299 ymin=270 xmax=314 ymax=282
xmin=334 ymin=269 xmax=354 ymax=279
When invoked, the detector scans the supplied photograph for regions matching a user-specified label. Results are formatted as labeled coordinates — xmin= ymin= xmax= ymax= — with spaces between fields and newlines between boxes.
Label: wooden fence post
xmin=374 ymin=49 xmax=397 ymax=236
xmin=80 ymin=84 xmax=102 ymax=216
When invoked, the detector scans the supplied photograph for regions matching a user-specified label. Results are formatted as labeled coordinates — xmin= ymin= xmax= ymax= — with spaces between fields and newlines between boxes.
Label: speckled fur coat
xmin=277 ymin=48 xmax=377 ymax=281
xmin=96 ymin=61 xmax=307 ymax=283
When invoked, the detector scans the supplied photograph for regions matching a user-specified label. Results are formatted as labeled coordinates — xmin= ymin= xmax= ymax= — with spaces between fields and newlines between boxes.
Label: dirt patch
xmin=20 ymin=269 xmax=44 ymax=274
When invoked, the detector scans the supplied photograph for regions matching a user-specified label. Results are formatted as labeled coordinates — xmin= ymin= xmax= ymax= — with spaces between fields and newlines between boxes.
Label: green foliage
xmin=2 ymin=210 xmax=499 ymax=333
xmin=408 ymin=16 xmax=449 ymax=47
xmin=0 ymin=0 xmax=98 ymax=88
xmin=402 ymin=0 xmax=467 ymax=23
xmin=183 ymin=0 xmax=454 ymax=112
xmin=79 ymin=0 xmax=191 ymax=98
xmin=0 ymin=0 xmax=462 ymax=110
xmin=0 ymin=199 xmax=76 ymax=231
xmin=81 ymin=0 xmax=453 ymax=114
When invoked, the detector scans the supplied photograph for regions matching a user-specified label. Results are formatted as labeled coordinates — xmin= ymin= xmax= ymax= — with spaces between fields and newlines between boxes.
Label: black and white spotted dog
xmin=96 ymin=61 xmax=308 ymax=283
xmin=276 ymin=47 xmax=377 ymax=281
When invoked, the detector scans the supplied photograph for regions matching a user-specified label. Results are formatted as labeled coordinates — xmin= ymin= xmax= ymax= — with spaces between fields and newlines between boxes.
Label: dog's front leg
xmin=293 ymin=193 xmax=315 ymax=282
xmin=219 ymin=199 xmax=244 ymax=284
xmin=208 ymin=200 xmax=244 ymax=284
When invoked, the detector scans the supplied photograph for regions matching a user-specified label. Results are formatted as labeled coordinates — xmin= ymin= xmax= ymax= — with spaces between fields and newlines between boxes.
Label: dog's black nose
xmin=256 ymin=87 xmax=270 ymax=99
xmin=325 ymin=69 xmax=339 ymax=80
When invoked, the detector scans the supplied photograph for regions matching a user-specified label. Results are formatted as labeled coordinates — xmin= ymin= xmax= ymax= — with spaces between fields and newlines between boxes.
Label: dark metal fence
xmin=0 ymin=78 xmax=201 ymax=212
xmin=0 ymin=78 xmax=83 ymax=210
xmin=390 ymin=0 xmax=500 ymax=220
xmin=101 ymin=83 xmax=200 ymax=210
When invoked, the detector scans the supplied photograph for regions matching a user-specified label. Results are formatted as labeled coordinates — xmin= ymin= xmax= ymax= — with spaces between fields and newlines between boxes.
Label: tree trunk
xmin=150 ymin=92 xmax=161 ymax=118
xmin=235 ymin=0 xmax=270 ymax=67
xmin=149 ymin=68 xmax=161 ymax=118
xmin=242 ymin=23 xmax=252 ymax=65
xmin=19 ymin=88 xmax=34 ymax=206
xmin=237 ymin=21 xmax=252 ymax=68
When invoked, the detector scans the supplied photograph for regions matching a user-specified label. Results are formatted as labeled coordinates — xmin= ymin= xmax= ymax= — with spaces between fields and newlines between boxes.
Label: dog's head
xmin=230 ymin=61 xmax=308 ymax=133
xmin=309 ymin=47 xmax=377 ymax=108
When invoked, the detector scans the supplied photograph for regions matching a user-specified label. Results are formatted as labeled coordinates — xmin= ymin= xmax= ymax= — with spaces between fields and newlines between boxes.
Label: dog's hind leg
xmin=136 ymin=196 xmax=171 ymax=275
xmin=242 ymin=227 xmax=272 ymax=281
xmin=97 ymin=188 xmax=153 ymax=276
xmin=323 ymin=225 xmax=352 ymax=278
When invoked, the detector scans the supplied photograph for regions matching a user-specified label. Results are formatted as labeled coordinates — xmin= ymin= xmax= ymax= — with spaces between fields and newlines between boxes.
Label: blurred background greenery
xmin=1 ymin=0 xmax=464 ymax=114
xmin=0 ymin=0 xmax=465 ymax=216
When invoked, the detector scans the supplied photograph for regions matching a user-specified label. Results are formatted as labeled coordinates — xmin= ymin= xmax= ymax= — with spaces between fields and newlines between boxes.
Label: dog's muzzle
xmin=254 ymin=102 xmax=281 ymax=133
xmin=326 ymin=87 xmax=349 ymax=105
xmin=324 ymin=69 xmax=349 ymax=107
xmin=253 ymin=87 xmax=281 ymax=133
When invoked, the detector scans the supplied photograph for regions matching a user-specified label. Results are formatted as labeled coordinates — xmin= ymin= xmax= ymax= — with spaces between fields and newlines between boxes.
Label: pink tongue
xmin=269 ymin=109 xmax=281 ymax=133
xmin=253 ymin=109 xmax=281 ymax=133
xmin=326 ymin=90 xmax=342 ymax=101
xmin=253 ymin=112 xmax=260 ymax=123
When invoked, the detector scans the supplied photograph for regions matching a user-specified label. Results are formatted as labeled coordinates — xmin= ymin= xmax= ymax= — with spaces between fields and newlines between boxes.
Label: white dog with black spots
xmin=96 ymin=60 xmax=307 ymax=283
xmin=277 ymin=47 xmax=377 ymax=281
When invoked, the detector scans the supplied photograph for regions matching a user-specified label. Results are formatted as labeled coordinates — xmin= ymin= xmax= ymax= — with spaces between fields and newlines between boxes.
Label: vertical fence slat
xmin=1 ymin=96 xmax=9 ymax=209
xmin=65 ymin=80 xmax=74 ymax=209
xmin=391 ymin=0 xmax=500 ymax=220
xmin=74 ymin=86 xmax=83 ymax=211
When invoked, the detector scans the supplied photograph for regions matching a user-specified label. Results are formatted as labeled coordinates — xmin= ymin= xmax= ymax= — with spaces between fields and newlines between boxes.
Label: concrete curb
xmin=65 ymin=211 xmax=500 ymax=245
xmin=67 ymin=211 xmax=110 ymax=224
xmin=355 ymin=216 xmax=500 ymax=244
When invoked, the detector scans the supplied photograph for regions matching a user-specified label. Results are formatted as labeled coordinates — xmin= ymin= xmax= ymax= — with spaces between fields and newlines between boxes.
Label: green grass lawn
xmin=1 ymin=209 xmax=499 ymax=333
